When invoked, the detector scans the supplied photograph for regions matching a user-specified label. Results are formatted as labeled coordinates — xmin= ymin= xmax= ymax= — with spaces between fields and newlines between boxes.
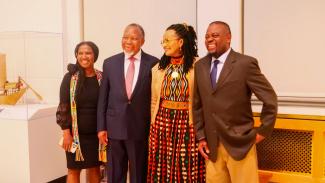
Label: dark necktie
xmin=210 ymin=60 xmax=219 ymax=89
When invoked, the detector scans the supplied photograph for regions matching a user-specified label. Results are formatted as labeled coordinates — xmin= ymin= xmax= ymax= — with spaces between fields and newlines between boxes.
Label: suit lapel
xmin=130 ymin=52 xmax=149 ymax=99
xmin=118 ymin=53 xmax=129 ymax=99
xmin=200 ymin=55 xmax=215 ymax=91
xmin=214 ymin=50 xmax=236 ymax=92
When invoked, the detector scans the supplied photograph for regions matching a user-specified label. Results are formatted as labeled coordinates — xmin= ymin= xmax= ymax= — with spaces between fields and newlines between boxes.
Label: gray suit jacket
xmin=97 ymin=51 xmax=158 ymax=140
xmin=193 ymin=49 xmax=277 ymax=161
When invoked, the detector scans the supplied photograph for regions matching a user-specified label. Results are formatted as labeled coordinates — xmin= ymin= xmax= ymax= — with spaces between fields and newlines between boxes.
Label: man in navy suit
xmin=97 ymin=23 xmax=159 ymax=183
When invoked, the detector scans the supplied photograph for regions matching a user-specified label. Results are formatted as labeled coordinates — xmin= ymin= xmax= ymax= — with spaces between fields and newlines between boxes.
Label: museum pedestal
xmin=0 ymin=104 xmax=66 ymax=183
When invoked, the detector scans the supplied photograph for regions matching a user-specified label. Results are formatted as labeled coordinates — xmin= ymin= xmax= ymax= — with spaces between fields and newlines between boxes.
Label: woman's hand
xmin=62 ymin=129 xmax=73 ymax=151
xmin=98 ymin=131 xmax=108 ymax=145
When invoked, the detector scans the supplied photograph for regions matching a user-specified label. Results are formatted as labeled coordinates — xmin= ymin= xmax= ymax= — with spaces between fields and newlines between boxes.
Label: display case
xmin=0 ymin=31 xmax=66 ymax=182
xmin=0 ymin=31 xmax=64 ymax=114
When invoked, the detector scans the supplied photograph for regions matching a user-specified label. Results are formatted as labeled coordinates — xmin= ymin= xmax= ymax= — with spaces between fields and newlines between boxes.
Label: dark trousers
xmin=107 ymin=139 xmax=148 ymax=183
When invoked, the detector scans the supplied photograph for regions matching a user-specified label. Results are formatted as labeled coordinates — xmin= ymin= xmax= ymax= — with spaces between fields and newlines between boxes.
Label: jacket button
xmin=128 ymin=101 xmax=131 ymax=104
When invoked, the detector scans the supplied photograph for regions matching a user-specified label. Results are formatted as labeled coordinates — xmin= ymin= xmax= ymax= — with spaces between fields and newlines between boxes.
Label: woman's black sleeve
xmin=56 ymin=73 xmax=72 ymax=130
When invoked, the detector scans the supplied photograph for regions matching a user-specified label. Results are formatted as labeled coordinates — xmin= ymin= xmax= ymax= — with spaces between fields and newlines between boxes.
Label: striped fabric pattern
xmin=147 ymin=63 xmax=205 ymax=182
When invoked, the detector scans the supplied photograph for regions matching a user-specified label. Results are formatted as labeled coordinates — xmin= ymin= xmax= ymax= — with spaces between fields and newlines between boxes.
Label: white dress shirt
xmin=210 ymin=48 xmax=231 ymax=82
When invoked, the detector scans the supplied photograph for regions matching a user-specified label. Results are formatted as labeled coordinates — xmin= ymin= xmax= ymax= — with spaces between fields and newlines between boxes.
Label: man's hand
xmin=198 ymin=139 xmax=210 ymax=160
xmin=255 ymin=133 xmax=265 ymax=143
xmin=98 ymin=131 xmax=108 ymax=145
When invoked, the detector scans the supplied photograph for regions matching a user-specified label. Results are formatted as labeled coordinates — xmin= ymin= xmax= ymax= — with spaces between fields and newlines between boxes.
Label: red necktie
xmin=125 ymin=56 xmax=136 ymax=99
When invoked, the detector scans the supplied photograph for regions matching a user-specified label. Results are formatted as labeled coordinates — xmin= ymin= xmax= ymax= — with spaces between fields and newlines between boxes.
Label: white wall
xmin=83 ymin=0 xmax=197 ymax=68
xmin=84 ymin=0 xmax=242 ymax=61
xmin=0 ymin=0 xmax=62 ymax=33
xmin=197 ymin=0 xmax=242 ymax=57
xmin=244 ymin=0 xmax=325 ymax=99
xmin=63 ymin=0 xmax=83 ymax=65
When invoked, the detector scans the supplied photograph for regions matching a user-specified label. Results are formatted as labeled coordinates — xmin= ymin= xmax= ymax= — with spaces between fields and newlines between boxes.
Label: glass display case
xmin=0 ymin=31 xmax=66 ymax=182
xmin=0 ymin=31 xmax=64 ymax=120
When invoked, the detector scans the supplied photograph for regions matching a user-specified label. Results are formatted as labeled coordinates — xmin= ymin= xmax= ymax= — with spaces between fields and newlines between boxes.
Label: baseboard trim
xmin=47 ymin=175 xmax=67 ymax=183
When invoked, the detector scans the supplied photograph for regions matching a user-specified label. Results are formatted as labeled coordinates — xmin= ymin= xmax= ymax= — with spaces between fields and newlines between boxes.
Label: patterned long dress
xmin=147 ymin=62 xmax=205 ymax=183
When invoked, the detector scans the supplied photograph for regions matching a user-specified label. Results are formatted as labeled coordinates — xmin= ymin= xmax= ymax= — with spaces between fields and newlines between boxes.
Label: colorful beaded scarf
xmin=70 ymin=69 xmax=105 ymax=161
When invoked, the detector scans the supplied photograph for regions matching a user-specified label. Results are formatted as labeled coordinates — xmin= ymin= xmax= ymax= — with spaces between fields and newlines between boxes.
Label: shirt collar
xmin=124 ymin=49 xmax=142 ymax=61
xmin=212 ymin=47 xmax=231 ymax=64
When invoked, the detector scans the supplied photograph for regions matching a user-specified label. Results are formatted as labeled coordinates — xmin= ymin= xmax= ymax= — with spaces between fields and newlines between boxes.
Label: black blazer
xmin=97 ymin=51 xmax=158 ymax=140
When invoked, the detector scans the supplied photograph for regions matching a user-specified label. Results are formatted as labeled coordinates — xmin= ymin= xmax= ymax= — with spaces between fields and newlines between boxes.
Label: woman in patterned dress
xmin=147 ymin=23 xmax=205 ymax=182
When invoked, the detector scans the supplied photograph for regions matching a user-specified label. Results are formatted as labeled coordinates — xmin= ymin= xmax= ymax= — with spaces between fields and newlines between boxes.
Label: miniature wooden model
xmin=0 ymin=53 xmax=42 ymax=105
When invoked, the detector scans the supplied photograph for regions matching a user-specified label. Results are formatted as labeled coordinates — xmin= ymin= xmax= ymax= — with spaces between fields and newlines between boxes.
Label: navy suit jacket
xmin=97 ymin=51 xmax=159 ymax=140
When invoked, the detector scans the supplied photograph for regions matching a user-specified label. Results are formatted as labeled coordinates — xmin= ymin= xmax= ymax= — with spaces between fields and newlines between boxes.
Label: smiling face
xmin=205 ymin=23 xmax=231 ymax=58
xmin=121 ymin=26 xmax=144 ymax=56
xmin=161 ymin=29 xmax=183 ymax=57
xmin=76 ymin=44 xmax=95 ymax=70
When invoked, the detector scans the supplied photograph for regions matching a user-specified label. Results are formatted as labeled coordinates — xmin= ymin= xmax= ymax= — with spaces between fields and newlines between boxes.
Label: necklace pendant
xmin=171 ymin=71 xmax=179 ymax=78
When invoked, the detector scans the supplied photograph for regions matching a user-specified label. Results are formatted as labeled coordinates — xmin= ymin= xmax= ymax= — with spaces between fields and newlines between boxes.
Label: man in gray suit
xmin=97 ymin=23 xmax=158 ymax=183
xmin=193 ymin=21 xmax=277 ymax=183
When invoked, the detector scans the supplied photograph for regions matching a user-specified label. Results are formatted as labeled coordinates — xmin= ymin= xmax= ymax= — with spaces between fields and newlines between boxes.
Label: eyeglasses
xmin=122 ymin=36 xmax=140 ymax=42
xmin=161 ymin=38 xmax=180 ymax=45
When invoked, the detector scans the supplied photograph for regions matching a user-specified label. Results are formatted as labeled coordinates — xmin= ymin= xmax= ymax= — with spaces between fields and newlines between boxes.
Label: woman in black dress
xmin=56 ymin=41 xmax=102 ymax=183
